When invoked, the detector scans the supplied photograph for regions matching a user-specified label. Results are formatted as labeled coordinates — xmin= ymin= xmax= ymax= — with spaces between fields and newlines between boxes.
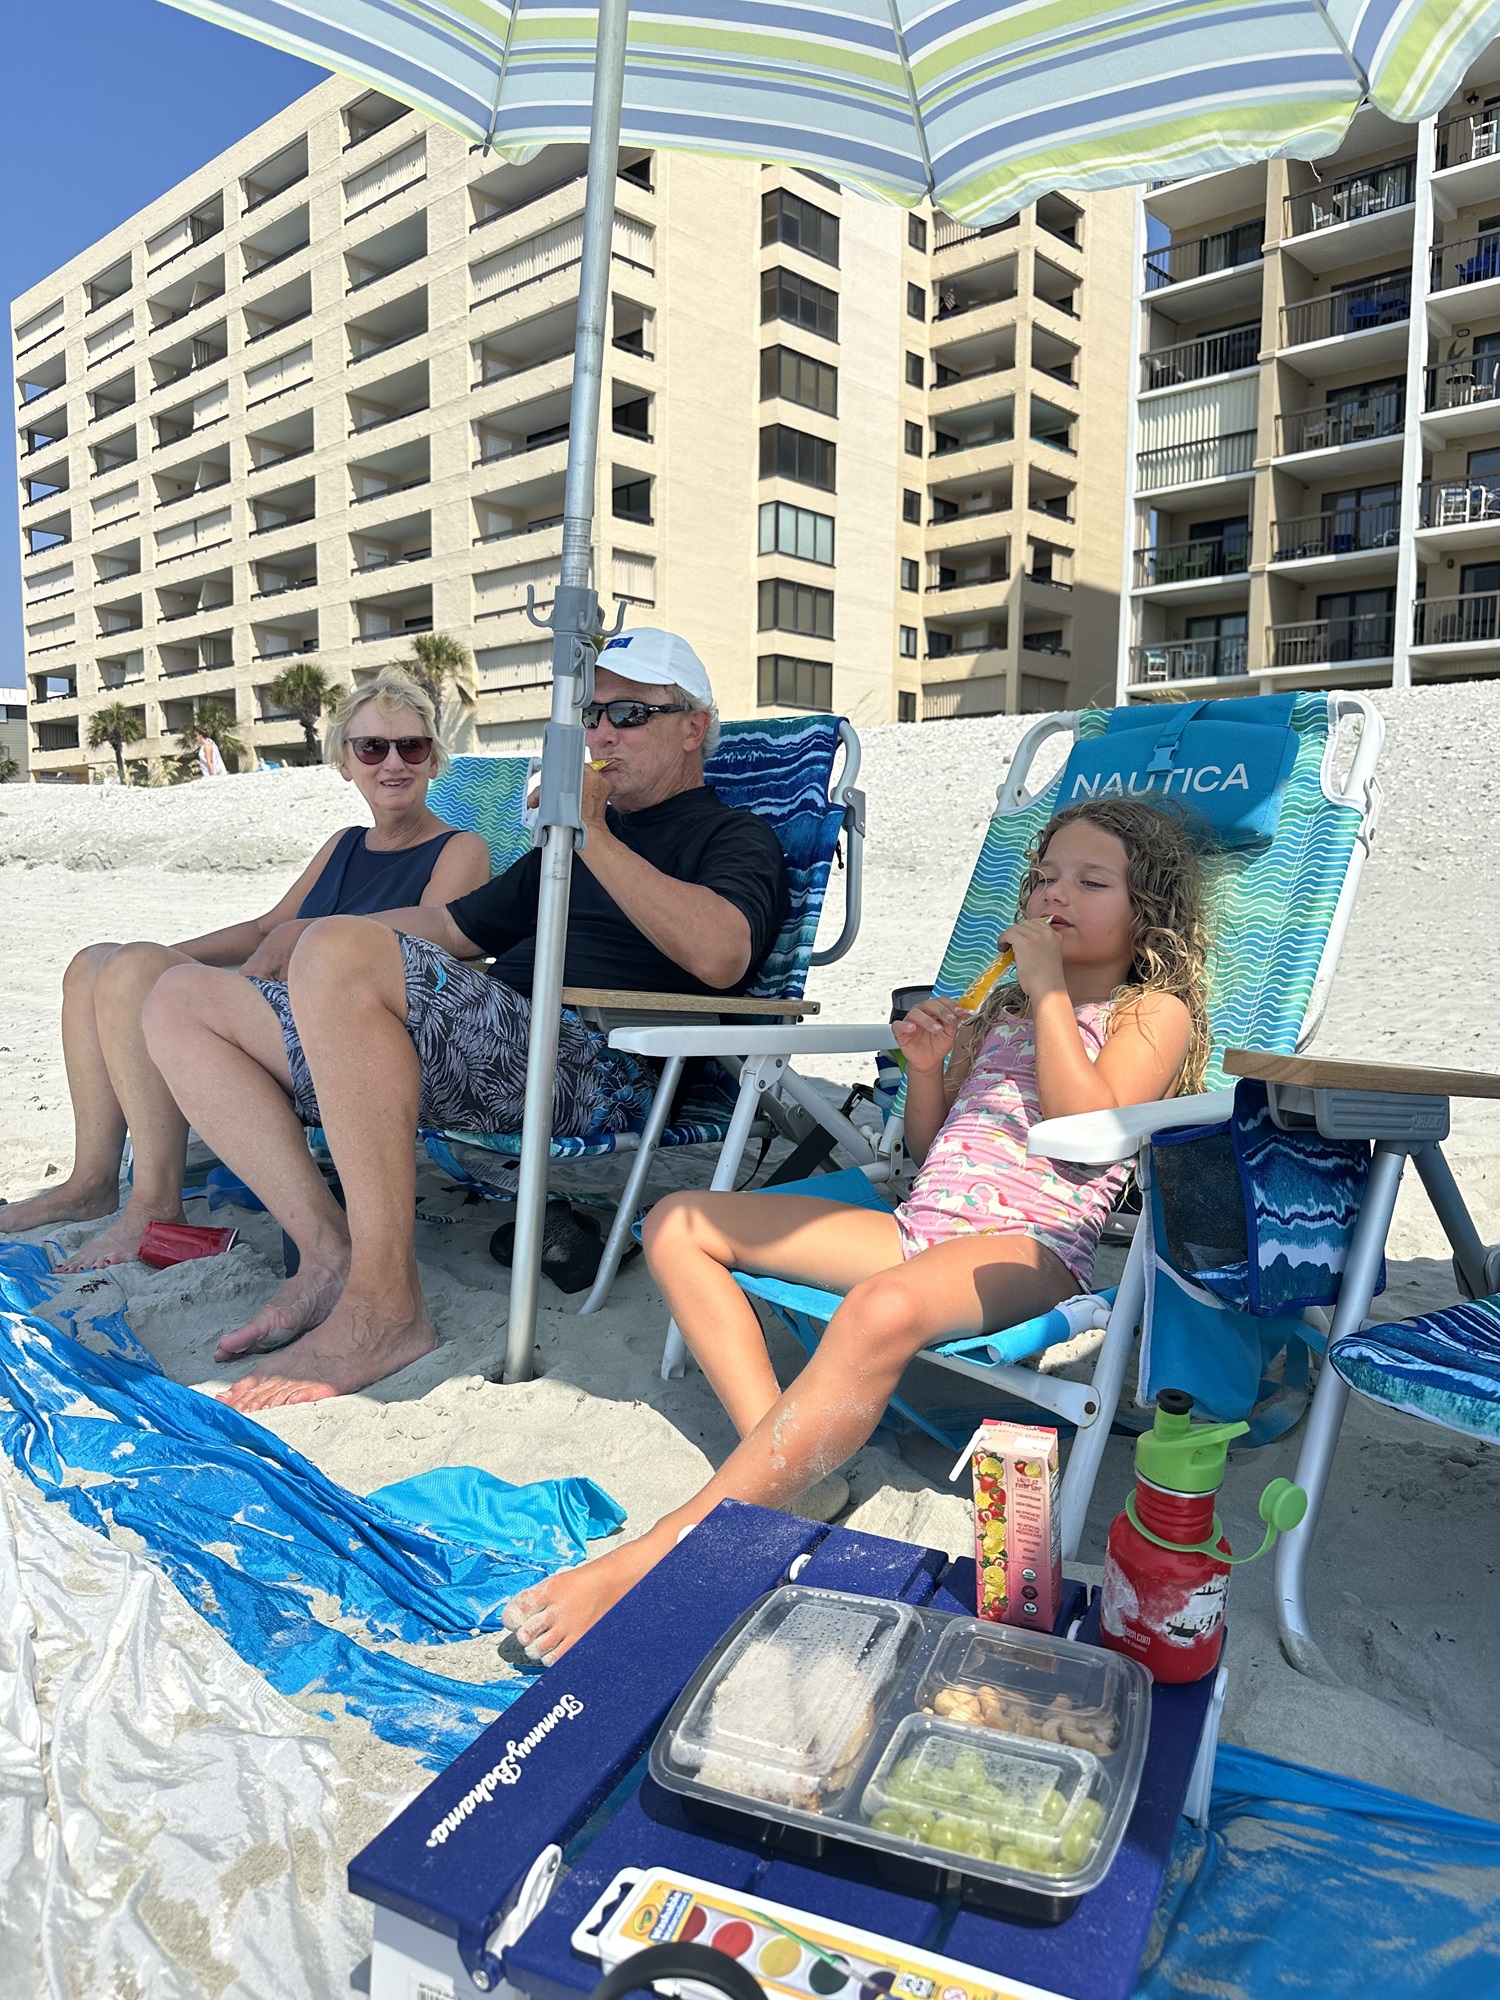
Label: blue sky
xmin=3 ymin=0 xmax=326 ymax=689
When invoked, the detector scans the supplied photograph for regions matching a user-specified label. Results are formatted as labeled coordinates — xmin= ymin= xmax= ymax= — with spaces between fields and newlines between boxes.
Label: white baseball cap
xmin=596 ymin=627 xmax=713 ymax=708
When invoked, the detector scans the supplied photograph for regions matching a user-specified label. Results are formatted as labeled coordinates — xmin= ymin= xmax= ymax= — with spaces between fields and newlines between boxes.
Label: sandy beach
xmin=2 ymin=683 xmax=1498 ymax=1993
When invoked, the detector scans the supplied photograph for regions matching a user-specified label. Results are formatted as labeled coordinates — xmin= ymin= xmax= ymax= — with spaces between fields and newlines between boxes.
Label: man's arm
xmin=576 ymin=767 xmax=751 ymax=990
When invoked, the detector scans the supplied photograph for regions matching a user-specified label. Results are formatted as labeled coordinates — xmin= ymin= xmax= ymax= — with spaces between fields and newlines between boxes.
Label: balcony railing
xmin=1280 ymin=284 xmax=1409 ymax=346
xmin=1134 ymin=534 xmax=1249 ymax=586
xmin=1431 ymin=232 xmax=1500 ymax=292
xmin=1276 ymin=397 xmax=1403 ymax=455
xmin=1435 ymin=113 xmax=1500 ymax=170
xmin=352 ymin=548 xmax=431 ymax=573
xmin=1129 ymin=636 xmax=1248 ymax=683
xmin=1144 ymin=223 xmax=1262 ymax=290
xmin=1413 ymin=590 xmax=1500 ymax=645
xmin=932 ymin=424 xmax=1013 ymax=456
xmin=1418 ymin=478 xmax=1500 ymax=528
xmin=1283 ymin=158 xmax=1415 ymax=237
xmin=1271 ymin=504 xmax=1400 ymax=561
xmin=473 ymin=514 xmax=565 ymax=547
xmin=1424 ymin=355 xmax=1500 ymax=412
xmin=1140 ymin=323 xmax=1258 ymax=392
xmin=1268 ymin=612 xmax=1394 ymax=665
xmin=935 ymin=286 xmax=1014 ymax=321
xmin=1136 ymin=429 xmax=1255 ymax=492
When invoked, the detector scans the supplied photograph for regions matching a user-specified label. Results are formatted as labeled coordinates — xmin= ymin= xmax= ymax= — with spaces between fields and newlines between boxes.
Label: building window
xmin=902 ymin=488 xmax=922 ymax=525
xmin=761 ymin=189 xmax=840 ymax=267
xmin=904 ymin=420 xmax=924 ymax=457
xmin=906 ymin=351 xmax=924 ymax=388
xmin=759 ymin=499 xmax=835 ymax=565
xmin=900 ymin=557 xmax=920 ymax=592
xmin=760 ymin=344 xmax=838 ymax=417
xmin=761 ymin=266 xmax=838 ymax=342
xmin=759 ymin=653 xmax=833 ymax=710
xmin=759 ymin=577 xmax=835 ymax=640
xmin=760 ymin=423 xmax=836 ymax=491
xmin=898 ymin=689 xmax=918 ymax=721
xmin=908 ymin=215 xmax=927 ymax=253
xmin=906 ymin=282 xmax=926 ymax=321
xmin=612 ymin=477 xmax=652 ymax=523
xmin=899 ymin=625 xmax=918 ymax=657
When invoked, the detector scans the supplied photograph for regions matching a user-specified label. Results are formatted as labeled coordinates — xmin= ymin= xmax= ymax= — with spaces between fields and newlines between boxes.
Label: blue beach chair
xmin=422 ymin=716 xmax=870 ymax=1310
xmin=616 ymin=692 xmax=1385 ymax=1560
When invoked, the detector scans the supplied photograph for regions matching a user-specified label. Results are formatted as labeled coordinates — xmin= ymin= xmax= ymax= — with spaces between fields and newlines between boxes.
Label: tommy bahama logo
xmin=1068 ymin=763 xmax=1252 ymax=800
xmin=424 ymin=1695 xmax=585 ymax=1848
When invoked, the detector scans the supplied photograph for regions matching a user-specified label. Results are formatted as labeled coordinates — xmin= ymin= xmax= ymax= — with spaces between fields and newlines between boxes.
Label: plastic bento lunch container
xmin=650 ymin=1585 xmax=1150 ymax=1922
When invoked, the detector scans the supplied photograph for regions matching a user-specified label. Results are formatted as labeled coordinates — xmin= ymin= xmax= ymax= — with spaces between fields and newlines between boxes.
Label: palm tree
xmin=87 ymin=703 xmax=146 ymax=784
xmin=269 ymin=660 xmax=345 ymax=757
xmin=404 ymin=632 xmax=477 ymax=733
xmin=177 ymin=702 xmax=246 ymax=773
xmin=0 ymin=754 xmax=19 ymax=785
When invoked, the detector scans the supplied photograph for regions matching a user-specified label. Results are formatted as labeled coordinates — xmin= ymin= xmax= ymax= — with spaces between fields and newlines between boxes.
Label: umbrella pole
xmin=502 ymin=0 xmax=632 ymax=1383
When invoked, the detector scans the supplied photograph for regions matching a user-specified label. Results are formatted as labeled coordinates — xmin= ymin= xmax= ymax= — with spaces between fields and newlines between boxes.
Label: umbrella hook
xmin=524 ymin=584 xmax=626 ymax=639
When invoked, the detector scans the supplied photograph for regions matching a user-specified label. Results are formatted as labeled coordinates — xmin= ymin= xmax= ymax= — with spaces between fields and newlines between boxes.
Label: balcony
xmin=1283 ymin=158 xmax=1416 ymax=239
xmin=1140 ymin=322 xmax=1258 ymax=393
xmin=1144 ymin=223 xmax=1261 ymax=291
xmin=1436 ymin=113 xmax=1500 ymax=170
xmin=1134 ymin=534 xmax=1249 ymax=587
xmin=934 ymin=272 xmax=1017 ymax=322
xmin=1431 ymin=232 xmax=1500 ymax=294
xmin=1275 ymin=397 xmax=1403 ymax=456
xmin=243 ymin=207 xmax=312 ymax=283
xmin=1268 ymin=612 xmax=1394 ymax=667
xmin=1270 ymin=504 xmax=1400 ymax=561
xmin=1412 ymin=590 xmax=1500 ymax=647
xmin=1418 ymin=478 xmax=1500 ymax=528
xmin=244 ymin=137 xmax=309 ymax=212
xmin=1136 ymin=429 xmax=1255 ymax=492
xmin=1129 ymin=635 xmax=1248 ymax=684
xmin=1279 ymin=284 xmax=1409 ymax=348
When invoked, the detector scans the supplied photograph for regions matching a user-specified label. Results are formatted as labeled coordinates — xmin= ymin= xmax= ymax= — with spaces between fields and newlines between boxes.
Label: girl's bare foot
xmin=55 ymin=1201 xmax=187 ymax=1273
xmin=503 ymin=1533 xmax=667 ymax=1665
xmin=217 ymin=1287 xmax=436 ymax=1410
xmin=0 ymin=1177 xmax=120 ymax=1237
xmin=214 ymin=1253 xmax=350 ymax=1361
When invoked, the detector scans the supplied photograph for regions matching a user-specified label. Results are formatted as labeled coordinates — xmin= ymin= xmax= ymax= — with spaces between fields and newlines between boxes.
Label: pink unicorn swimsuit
xmin=895 ymin=1001 xmax=1129 ymax=1287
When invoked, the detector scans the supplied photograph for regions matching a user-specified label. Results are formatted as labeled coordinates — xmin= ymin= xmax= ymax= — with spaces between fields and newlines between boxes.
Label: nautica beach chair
xmin=614 ymin=691 xmax=1385 ymax=1561
xmin=422 ymin=715 xmax=872 ymax=1309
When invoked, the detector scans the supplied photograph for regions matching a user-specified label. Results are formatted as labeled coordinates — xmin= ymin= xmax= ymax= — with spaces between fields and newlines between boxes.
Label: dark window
xmin=906 ymin=351 xmax=925 ymax=388
xmin=907 ymin=282 xmax=926 ymax=321
xmin=899 ymin=625 xmax=918 ymax=657
xmin=758 ymin=577 xmax=835 ymax=639
xmin=904 ymin=420 xmax=924 ymax=457
xmin=759 ymin=499 xmax=834 ymax=565
xmin=612 ymin=477 xmax=652 ymax=523
xmin=758 ymin=654 xmax=833 ymax=710
xmin=761 ymin=266 xmax=838 ymax=342
xmin=900 ymin=557 xmax=919 ymax=591
xmin=762 ymin=189 xmax=840 ymax=267
xmin=908 ymin=215 xmax=928 ymax=252
xmin=902 ymin=487 xmax=922 ymax=524
xmin=927 ymin=631 xmax=954 ymax=658
xmin=760 ymin=423 xmax=836 ymax=491
xmin=898 ymin=690 xmax=917 ymax=721
xmin=760 ymin=344 xmax=838 ymax=416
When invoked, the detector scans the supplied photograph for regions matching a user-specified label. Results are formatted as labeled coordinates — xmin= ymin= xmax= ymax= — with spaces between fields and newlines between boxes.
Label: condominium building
xmin=11 ymin=75 xmax=1132 ymax=781
xmin=0 ymin=687 xmax=26 ymax=778
xmin=1122 ymin=46 xmax=1500 ymax=699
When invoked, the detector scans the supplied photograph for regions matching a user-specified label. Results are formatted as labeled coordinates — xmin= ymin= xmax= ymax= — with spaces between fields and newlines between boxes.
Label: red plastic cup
xmin=138 ymin=1220 xmax=239 ymax=1268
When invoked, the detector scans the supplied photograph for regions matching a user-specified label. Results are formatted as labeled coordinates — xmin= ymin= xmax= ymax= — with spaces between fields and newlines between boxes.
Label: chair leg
xmin=1275 ymin=1141 xmax=1408 ymax=1682
xmin=1059 ymin=1221 xmax=1148 ymax=1562
xmin=574 ymin=1057 xmax=685 ymax=1318
xmin=1411 ymin=1143 xmax=1492 ymax=1298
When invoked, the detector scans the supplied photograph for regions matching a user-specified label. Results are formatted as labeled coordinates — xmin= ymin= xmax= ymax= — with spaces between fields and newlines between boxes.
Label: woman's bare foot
xmin=55 ymin=1200 xmax=187 ymax=1273
xmin=503 ymin=1531 xmax=670 ymax=1665
xmin=214 ymin=1252 xmax=350 ymax=1362
xmin=217 ymin=1287 xmax=436 ymax=1411
xmin=0 ymin=1177 xmax=120 ymax=1237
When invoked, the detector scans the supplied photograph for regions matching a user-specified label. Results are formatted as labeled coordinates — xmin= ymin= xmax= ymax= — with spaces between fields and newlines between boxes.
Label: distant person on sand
xmin=501 ymin=800 xmax=1213 ymax=1662
xmin=0 ymin=671 xmax=488 ymax=1271
xmin=143 ymin=630 xmax=789 ymax=1410
xmin=195 ymin=728 xmax=229 ymax=780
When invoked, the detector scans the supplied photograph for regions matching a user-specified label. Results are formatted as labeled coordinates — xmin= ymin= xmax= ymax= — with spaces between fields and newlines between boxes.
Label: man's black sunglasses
xmin=582 ymin=700 xmax=687 ymax=730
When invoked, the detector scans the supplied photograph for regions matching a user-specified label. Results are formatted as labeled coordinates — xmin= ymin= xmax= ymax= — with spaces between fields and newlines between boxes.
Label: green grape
xmin=906 ymin=1810 xmax=936 ymax=1843
xmin=870 ymin=1808 xmax=905 ymax=1834
xmin=1059 ymin=1822 xmax=1094 ymax=1867
xmin=953 ymin=1750 xmax=986 ymax=1787
xmin=1075 ymin=1797 xmax=1106 ymax=1837
xmin=1040 ymin=1790 xmax=1066 ymax=1826
xmin=957 ymin=1831 xmax=992 ymax=1860
xmin=994 ymin=1844 xmax=1029 ymax=1869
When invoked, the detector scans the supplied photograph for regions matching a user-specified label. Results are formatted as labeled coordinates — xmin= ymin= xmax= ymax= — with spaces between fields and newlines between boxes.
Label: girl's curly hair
xmin=973 ymin=798 xmax=1214 ymax=1095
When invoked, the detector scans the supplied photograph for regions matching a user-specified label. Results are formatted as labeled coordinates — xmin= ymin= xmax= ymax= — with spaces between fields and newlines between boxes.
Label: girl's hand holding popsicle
xmin=892 ymin=995 xmax=967 ymax=1073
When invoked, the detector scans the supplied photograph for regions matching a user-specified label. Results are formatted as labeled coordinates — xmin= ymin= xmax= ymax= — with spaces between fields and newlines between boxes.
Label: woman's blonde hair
xmin=324 ymin=668 xmax=450 ymax=775
xmin=973 ymin=798 xmax=1214 ymax=1095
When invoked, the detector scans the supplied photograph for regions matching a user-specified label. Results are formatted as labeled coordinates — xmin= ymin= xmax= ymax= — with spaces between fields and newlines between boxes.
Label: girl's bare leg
xmin=505 ymin=1213 xmax=1075 ymax=1663
xmin=55 ymin=943 xmax=198 ymax=1270
xmin=1 ymin=943 xmax=130 ymax=1233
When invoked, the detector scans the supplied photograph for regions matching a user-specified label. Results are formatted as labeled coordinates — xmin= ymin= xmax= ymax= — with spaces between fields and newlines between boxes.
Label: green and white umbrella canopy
xmin=167 ymin=0 xmax=1500 ymax=225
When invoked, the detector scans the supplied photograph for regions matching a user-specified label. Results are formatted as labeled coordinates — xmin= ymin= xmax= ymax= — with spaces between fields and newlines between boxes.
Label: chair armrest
xmin=1027 ymin=1088 xmax=1236 ymax=1165
xmin=563 ymin=986 xmax=817 ymax=1018
xmin=610 ymin=1022 xmax=898 ymax=1059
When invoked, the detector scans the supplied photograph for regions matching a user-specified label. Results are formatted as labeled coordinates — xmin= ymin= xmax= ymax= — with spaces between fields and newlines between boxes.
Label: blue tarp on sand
xmin=0 ymin=1241 xmax=624 ymax=1768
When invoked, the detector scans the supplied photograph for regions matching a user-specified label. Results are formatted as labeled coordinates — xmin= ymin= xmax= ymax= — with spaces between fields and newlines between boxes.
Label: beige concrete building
xmin=1123 ymin=45 xmax=1500 ymax=698
xmin=0 ymin=687 xmax=26 ymax=779
xmin=11 ymin=76 xmax=1133 ymax=781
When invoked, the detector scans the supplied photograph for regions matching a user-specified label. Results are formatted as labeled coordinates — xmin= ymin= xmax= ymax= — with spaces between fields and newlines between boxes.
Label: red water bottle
xmin=1099 ymin=1389 xmax=1305 ymax=1684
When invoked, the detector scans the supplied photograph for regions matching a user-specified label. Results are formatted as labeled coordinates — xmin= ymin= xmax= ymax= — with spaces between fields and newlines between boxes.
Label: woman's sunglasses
xmin=582 ymin=700 xmax=686 ymax=730
xmin=349 ymin=735 xmax=434 ymax=766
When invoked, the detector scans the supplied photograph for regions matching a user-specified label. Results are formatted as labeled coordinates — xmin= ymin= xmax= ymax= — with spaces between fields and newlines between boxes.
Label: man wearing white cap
xmin=145 ymin=630 xmax=791 ymax=1409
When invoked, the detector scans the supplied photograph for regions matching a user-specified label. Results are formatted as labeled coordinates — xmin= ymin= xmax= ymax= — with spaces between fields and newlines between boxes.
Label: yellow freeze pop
xmin=956 ymin=946 xmax=1014 ymax=1011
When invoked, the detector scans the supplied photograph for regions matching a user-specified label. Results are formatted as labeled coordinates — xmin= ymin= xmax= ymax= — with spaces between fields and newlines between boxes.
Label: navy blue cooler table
xmin=350 ymin=1502 xmax=1217 ymax=2000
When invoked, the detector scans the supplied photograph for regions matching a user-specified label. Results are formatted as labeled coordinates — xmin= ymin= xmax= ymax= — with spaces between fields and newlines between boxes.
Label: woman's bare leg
xmin=55 ymin=942 xmax=197 ymax=1270
xmin=506 ymin=1220 xmax=1076 ymax=1663
xmin=1 ymin=943 xmax=130 ymax=1233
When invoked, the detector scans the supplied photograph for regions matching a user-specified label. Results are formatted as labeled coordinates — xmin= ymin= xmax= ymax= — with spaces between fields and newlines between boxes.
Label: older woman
xmin=0 ymin=669 xmax=489 ymax=1271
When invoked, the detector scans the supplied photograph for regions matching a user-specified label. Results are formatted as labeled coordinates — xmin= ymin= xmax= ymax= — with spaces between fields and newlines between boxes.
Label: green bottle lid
xmin=1135 ymin=1389 xmax=1249 ymax=1495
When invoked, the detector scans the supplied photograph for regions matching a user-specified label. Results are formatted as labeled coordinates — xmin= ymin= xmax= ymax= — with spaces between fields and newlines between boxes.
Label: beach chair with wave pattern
xmin=422 ymin=714 xmax=869 ymax=1310
xmin=619 ymin=691 xmax=1384 ymax=1561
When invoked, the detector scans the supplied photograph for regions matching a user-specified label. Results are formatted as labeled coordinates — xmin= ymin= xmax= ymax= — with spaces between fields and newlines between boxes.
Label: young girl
xmin=503 ymin=798 xmax=1212 ymax=1662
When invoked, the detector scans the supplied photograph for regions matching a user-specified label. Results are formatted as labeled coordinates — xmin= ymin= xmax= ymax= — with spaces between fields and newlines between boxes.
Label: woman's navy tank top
xmin=296 ymin=826 xmax=460 ymax=919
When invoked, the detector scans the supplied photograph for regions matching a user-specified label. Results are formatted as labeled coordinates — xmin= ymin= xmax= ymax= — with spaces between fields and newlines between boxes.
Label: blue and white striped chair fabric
xmin=1329 ymin=1297 xmax=1500 ymax=1444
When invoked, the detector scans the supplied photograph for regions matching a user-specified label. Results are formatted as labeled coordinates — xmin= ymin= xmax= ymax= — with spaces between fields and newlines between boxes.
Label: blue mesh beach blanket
xmin=0 ymin=1241 xmax=624 ymax=1768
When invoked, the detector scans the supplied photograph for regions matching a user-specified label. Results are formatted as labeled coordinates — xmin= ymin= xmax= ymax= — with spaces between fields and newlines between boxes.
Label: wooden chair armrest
xmin=1225 ymin=1048 xmax=1500 ymax=1100
xmin=562 ymin=986 xmax=817 ymax=1018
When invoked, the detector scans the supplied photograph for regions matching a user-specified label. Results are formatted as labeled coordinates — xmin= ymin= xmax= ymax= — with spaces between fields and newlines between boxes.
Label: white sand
xmin=1 ymin=685 xmax=1497 ymax=1956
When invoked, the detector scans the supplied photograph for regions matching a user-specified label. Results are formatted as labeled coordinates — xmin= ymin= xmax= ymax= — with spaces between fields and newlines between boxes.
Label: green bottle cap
xmin=1135 ymin=1389 xmax=1249 ymax=1495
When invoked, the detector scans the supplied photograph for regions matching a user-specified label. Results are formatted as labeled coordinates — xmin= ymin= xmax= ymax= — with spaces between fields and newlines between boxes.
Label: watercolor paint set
xmin=574 ymin=1866 xmax=1073 ymax=2000
xmin=648 ymin=1585 xmax=1149 ymax=1922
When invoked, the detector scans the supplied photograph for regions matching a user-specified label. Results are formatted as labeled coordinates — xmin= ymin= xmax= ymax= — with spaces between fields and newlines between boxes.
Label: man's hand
xmin=580 ymin=757 xmax=616 ymax=834
xmin=892 ymin=996 xmax=965 ymax=1074
xmin=240 ymin=919 xmax=311 ymax=981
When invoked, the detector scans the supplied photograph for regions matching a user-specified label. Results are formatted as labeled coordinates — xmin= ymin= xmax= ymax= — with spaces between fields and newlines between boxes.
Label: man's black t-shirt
xmin=446 ymin=784 xmax=791 ymax=998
